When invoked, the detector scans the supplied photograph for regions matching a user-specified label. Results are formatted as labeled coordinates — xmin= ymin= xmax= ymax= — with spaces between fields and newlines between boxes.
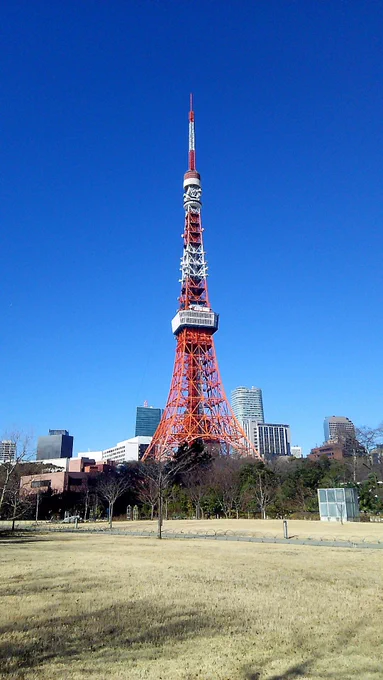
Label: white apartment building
xmin=243 ymin=420 xmax=291 ymax=458
xmin=291 ymin=446 xmax=303 ymax=458
xmin=0 ymin=440 xmax=16 ymax=464
xmin=78 ymin=436 xmax=152 ymax=465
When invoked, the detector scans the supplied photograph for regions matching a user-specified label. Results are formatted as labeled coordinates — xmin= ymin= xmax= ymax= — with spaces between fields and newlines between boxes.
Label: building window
xmin=68 ymin=477 xmax=83 ymax=486
xmin=31 ymin=480 xmax=51 ymax=488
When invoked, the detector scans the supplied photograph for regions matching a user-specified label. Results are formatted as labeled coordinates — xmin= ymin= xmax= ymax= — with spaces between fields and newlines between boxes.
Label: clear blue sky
xmin=1 ymin=1 xmax=382 ymax=456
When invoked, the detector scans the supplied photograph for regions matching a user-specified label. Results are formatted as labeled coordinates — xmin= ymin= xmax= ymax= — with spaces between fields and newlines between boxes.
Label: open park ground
xmin=1 ymin=529 xmax=382 ymax=680
xmin=3 ymin=518 xmax=383 ymax=546
xmin=2 ymin=518 xmax=383 ymax=543
xmin=90 ymin=518 xmax=383 ymax=543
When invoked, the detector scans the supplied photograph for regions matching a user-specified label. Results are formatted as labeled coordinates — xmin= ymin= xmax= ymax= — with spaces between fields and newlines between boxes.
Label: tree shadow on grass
xmin=242 ymin=619 xmax=382 ymax=680
xmin=0 ymin=569 xmax=102 ymax=598
xmin=245 ymin=661 xmax=309 ymax=679
xmin=244 ymin=657 xmax=381 ymax=680
xmin=0 ymin=532 xmax=48 ymax=545
xmin=243 ymin=662 xmax=310 ymax=680
xmin=0 ymin=599 xmax=220 ymax=677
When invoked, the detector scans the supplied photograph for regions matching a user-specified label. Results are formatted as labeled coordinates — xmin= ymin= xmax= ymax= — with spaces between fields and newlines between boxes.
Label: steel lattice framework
xmin=143 ymin=96 xmax=260 ymax=461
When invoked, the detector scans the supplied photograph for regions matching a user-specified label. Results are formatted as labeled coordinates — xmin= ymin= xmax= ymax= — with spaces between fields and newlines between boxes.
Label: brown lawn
xmin=0 ymin=533 xmax=382 ymax=679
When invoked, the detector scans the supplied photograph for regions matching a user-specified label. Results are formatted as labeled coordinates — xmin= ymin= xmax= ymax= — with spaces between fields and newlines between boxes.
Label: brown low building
xmin=83 ymin=461 xmax=116 ymax=474
xmin=20 ymin=457 xmax=117 ymax=495
xmin=21 ymin=471 xmax=90 ymax=495
xmin=308 ymin=442 xmax=346 ymax=462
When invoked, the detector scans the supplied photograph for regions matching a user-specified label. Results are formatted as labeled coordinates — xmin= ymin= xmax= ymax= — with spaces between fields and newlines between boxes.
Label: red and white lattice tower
xmin=143 ymin=96 xmax=260 ymax=461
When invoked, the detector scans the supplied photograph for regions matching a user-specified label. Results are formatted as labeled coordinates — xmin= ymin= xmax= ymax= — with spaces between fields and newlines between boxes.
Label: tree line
xmin=1 ymin=433 xmax=383 ymax=535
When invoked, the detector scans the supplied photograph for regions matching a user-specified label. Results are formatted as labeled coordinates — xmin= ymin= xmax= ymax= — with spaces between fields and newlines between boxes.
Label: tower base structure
xmin=143 ymin=328 xmax=260 ymax=461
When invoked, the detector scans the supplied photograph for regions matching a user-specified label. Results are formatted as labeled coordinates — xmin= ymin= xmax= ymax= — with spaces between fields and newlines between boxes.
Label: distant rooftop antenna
xmin=143 ymin=400 xmax=149 ymax=407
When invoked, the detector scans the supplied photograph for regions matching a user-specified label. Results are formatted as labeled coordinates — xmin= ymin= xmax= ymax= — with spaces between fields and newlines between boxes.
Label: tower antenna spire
xmin=188 ymin=92 xmax=196 ymax=171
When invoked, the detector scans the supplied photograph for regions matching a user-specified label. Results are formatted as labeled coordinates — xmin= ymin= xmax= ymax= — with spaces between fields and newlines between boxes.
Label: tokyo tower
xmin=143 ymin=97 xmax=260 ymax=461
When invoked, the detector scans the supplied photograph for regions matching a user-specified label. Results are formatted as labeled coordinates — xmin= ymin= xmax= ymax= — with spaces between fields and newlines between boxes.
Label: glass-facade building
xmin=36 ymin=430 xmax=73 ymax=460
xmin=231 ymin=386 xmax=264 ymax=423
xmin=318 ymin=487 xmax=359 ymax=522
xmin=135 ymin=406 xmax=163 ymax=437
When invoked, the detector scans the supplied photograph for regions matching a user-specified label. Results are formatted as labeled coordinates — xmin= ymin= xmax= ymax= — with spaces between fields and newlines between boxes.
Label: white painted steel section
xmin=180 ymin=243 xmax=208 ymax=281
xmin=183 ymin=176 xmax=201 ymax=188
xmin=183 ymin=184 xmax=202 ymax=211
xmin=171 ymin=309 xmax=219 ymax=335
xmin=189 ymin=120 xmax=195 ymax=150
xmin=181 ymin=178 xmax=208 ymax=284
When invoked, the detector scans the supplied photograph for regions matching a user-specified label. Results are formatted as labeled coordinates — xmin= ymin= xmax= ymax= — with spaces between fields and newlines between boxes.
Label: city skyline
xmin=1 ymin=2 xmax=382 ymax=456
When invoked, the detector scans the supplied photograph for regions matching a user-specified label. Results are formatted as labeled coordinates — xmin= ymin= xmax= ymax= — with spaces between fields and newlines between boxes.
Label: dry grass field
xmin=3 ymin=517 xmax=383 ymax=543
xmin=105 ymin=518 xmax=383 ymax=542
xmin=0 ymin=533 xmax=382 ymax=680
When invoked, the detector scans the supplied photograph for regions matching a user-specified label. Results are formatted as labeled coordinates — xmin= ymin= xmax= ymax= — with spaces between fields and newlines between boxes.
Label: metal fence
xmin=1 ymin=522 xmax=382 ymax=549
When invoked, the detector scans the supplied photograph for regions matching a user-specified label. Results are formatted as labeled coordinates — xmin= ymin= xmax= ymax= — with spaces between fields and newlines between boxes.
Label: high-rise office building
xmin=135 ymin=405 xmax=163 ymax=437
xmin=323 ymin=416 xmax=355 ymax=444
xmin=36 ymin=430 xmax=73 ymax=461
xmin=0 ymin=440 xmax=16 ymax=464
xmin=243 ymin=420 xmax=291 ymax=458
xmin=231 ymin=386 xmax=264 ymax=423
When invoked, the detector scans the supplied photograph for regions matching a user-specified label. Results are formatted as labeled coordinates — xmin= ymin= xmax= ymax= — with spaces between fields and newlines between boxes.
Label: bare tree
xmin=182 ymin=467 xmax=211 ymax=519
xmin=6 ymin=478 xmax=34 ymax=530
xmin=163 ymin=485 xmax=178 ymax=520
xmin=253 ymin=466 xmax=277 ymax=519
xmin=341 ymin=425 xmax=383 ymax=482
xmin=356 ymin=424 xmax=383 ymax=461
xmin=240 ymin=487 xmax=256 ymax=519
xmin=138 ymin=461 xmax=176 ymax=538
xmin=211 ymin=456 xmax=243 ymax=519
xmin=140 ymin=439 xmax=211 ymax=538
xmin=97 ymin=473 xmax=131 ymax=529
xmin=0 ymin=431 xmax=34 ymax=517
xmin=136 ymin=473 xmax=158 ymax=520
xmin=82 ymin=486 xmax=91 ymax=521
xmin=241 ymin=461 xmax=278 ymax=519
xmin=89 ymin=489 xmax=102 ymax=520
xmin=81 ymin=485 xmax=102 ymax=521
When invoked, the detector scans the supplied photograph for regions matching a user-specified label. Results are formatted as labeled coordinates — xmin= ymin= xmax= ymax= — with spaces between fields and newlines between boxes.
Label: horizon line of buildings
xmin=230 ymin=385 xmax=302 ymax=459
xmin=1 ymin=392 xmax=369 ymax=468
xmin=29 ymin=390 xmax=301 ymax=464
